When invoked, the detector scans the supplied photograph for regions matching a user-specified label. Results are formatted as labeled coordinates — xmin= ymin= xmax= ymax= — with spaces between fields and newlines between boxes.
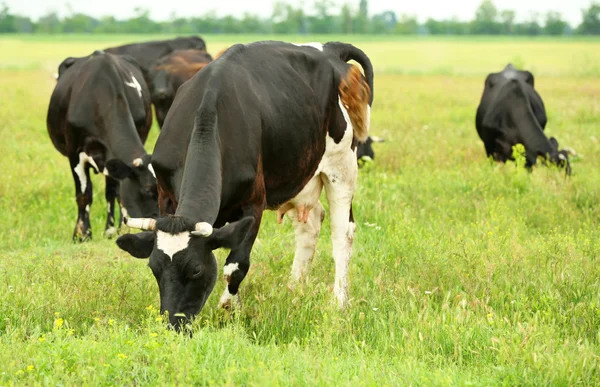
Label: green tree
xmin=500 ymin=10 xmax=515 ymax=34
xmin=354 ymin=0 xmax=369 ymax=33
xmin=544 ymin=11 xmax=568 ymax=35
xmin=578 ymin=2 xmax=600 ymax=34
xmin=395 ymin=14 xmax=417 ymax=35
xmin=472 ymin=0 xmax=501 ymax=34
xmin=340 ymin=4 xmax=353 ymax=33
xmin=36 ymin=11 xmax=62 ymax=33
xmin=0 ymin=3 xmax=16 ymax=32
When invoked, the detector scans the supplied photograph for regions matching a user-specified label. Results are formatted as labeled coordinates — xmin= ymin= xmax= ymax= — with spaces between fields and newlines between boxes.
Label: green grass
xmin=0 ymin=35 xmax=599 ymax=385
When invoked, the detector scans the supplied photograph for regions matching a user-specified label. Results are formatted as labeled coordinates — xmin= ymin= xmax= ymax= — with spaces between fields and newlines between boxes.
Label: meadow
xmin=0 ymin=35 xmax=599 ymax=385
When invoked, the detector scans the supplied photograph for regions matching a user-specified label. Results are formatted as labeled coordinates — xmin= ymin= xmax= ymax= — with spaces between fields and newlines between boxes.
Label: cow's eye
xmin=191 ymin=267 xmax=203 ymax=279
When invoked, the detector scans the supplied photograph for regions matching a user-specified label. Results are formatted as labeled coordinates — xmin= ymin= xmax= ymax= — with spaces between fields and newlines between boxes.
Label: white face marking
xmin=125 ymin=72 xmax=142 ymax=98
xmin=223 ymin=263 xmax=239 ymax=278
xmin=73 ymin=152 xmax=99 ymax=193
xmin=147 ymin=163 xmax=156 ymax=178
xmin=293 ymin=42 xmax=323 ymax=51
xmin=156 ymin=231 xmax=191 ymax=261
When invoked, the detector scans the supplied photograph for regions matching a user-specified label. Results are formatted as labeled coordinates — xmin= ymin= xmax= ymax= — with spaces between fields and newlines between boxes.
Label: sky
xmin=4 ymin=0 xmax=593 ymax=25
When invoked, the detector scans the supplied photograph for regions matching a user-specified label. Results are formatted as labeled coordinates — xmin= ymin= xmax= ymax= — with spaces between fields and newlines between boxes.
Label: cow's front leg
xmin=104 ymin=176 xmax=119 ymax=238
xmin=218 ymin=205 xmax=264 ymax=310
xmin=70 ymin=153 xmax=94 ymax=242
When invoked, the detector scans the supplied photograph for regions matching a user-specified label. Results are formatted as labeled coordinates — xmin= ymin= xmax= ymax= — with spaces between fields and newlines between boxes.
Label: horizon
xmin=3 ymin=0 xmax=594 ymax=26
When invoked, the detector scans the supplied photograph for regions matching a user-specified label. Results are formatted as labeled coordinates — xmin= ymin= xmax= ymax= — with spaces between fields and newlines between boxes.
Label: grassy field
xmin=0 ymin=35 xmax=599 ymax=385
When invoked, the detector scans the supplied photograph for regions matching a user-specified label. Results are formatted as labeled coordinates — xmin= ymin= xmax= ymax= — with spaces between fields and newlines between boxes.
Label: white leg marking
xmin=290 ymin=201 xmax=324 ymax=281
xmin=218 ymin=287 xmax=240 ymax=309
xmin=73 ymin=152 xmax=98 ymax=193
xmin=105 ymin=227 xmax=117 ymax=237
xmin=293 ymin=42 xmax=324 ymax=51
xmin=223 ymin=262 xmax=239 ymax=278
xmin=120 ymin=206 xmax=129 ymax=219
xmin=148 ymin=163 xmax=156 ymax=178
xmin=156 ymin=231 xmax=190 ymax=261
xmin=107 ymin=202 xmax=112 ymax=213
xmin=125 ymin=72 xmax=142 ymax=98
xmin=320 ymin=98 xmax=359 ymax=308
xmin=85 ymin=204 xmax=90 ymax=214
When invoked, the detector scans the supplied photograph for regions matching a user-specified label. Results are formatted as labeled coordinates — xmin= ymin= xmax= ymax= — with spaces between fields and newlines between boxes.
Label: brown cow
xmin=149 ymin=49 xmax=213 ymax=128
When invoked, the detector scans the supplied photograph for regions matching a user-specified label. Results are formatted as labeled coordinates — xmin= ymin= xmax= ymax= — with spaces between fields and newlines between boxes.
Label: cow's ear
xmin=106 ymin=159 xmax=135 ymax=180
xmin=208 ymin=217 xmax=255 ymax=251
xmin=116 ymin=231 xmax=155 ymax=258
xmin=549 ymin=137 xmax=559 ymax=149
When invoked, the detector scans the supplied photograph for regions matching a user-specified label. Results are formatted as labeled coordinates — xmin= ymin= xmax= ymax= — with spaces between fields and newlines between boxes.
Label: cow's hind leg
xmin=104 ymin=176 xmax=119 ymax=238
xmin=70 ymin=153 xmax=94 ymax=242
xmin=289 ymin=201 xmax=325 ymax=282
xmin=218 ymin=204 xmax=264 ymax=310
xmin=321 ymin=154 xmax=358 ymax=308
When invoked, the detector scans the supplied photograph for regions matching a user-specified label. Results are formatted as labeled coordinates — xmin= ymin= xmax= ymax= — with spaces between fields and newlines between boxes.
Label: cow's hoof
xmin=104 ymin=226 xmax=117 ymax=238
xmin=218 ymin=288 xmax=241 ymax=311
xmin=72 ymin=232 xmax=92 ymax=243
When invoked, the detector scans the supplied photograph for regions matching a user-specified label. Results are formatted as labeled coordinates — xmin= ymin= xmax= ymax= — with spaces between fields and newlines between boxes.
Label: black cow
xmin=55 ymin=36 xmax=206 ymax=82
xmin=476 ymin=64 xmax=571 ymax=174
xmin=116 ymin=41 xmax=374 ymax=328
xmin=357 ymin=135 xmax=384 ymax=166
xmin=149 ymin=49 xmax=213 ymax=128
xmin=47 ymin=51 xmax=158 ymax=241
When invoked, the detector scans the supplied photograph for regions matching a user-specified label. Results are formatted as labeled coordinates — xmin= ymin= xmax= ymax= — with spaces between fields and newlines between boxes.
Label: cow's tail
xmin=324 ymin=42 xmax=374 ymax=105
xmin=326 ymin=42 xmax=373 ymax=143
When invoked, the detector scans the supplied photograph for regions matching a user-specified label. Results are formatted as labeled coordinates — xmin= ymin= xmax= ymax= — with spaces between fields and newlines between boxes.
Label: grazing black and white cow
xmin=47 ymin=51 xmax=158 ymax=241
xmin=115 ymin=41 xmax=374 ymax=328
xmin=476 ymin=64 xmax=571 ymax=174
xmin=149 ymin=49 xmax=213 ymax=128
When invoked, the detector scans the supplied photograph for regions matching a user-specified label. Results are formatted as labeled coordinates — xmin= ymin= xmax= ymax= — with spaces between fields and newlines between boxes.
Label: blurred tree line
xmin=1 ymin=0 xmax=600 ymax=35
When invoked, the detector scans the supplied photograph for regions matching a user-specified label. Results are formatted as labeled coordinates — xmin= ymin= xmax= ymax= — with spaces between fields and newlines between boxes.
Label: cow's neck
xmin=175 ymin=122 xmax=222 ymax=225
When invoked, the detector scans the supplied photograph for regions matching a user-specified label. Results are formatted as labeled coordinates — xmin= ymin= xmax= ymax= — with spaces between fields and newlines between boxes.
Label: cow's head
xmin=148 ymin=66 xmax=175 ymax=127
xmin=106 ymin=154 xmax=159 ymax=218
xmin=115 ymin=216 xmax=254 ymax=329
xmin=549 ymin=137 xmax=572 ymax=176
xmin=357 ymin=136 xmax=385 ymax=166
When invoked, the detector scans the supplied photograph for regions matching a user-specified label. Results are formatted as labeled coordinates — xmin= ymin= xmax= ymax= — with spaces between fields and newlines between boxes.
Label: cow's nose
xmin=156 ymin=88 xmax=168 ymax=99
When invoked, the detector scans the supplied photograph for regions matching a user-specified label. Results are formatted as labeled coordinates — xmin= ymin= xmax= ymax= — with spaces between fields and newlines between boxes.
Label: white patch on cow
xmin=53 ymin=73 xmax=58 ymax=80
xmin=107 ymin=202 xmax=112 ymax=213
xmin=125 ymin=73 xmax=142 ymax=98
xmin=293 ymin=42 xmax=324 ymax=51
xmin=85 ymin=204 xmax=90 ymax=213
xmin=223 ymin=262 xmax=239 ymax=278
xmin=279 ymin=96 xmax=357 ymax=307
xmin=103 ymin=168 xmax=109 ymax=176
xmin=73 ymin=152 xmax=99 ymax=193
xmin=148 ymin=163 xmax=156 ymax=178
xmin=120 ymin=206 xmax=128 ymax=219
xmin=156 ymin=231 xmax=190 ymax=261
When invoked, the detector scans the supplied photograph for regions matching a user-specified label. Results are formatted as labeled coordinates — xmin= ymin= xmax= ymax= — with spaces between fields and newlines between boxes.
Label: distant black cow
xmin=149 ymin=49 xmax=213 ymax=128
xmin=55 ymin=36 xmax=206 ymax=82
xmin=115 ymin=41 xmax=374 ymax=328
xmin=476 ymin=64 xmax=571 ymax=174
xmin=47 ymin=51 xmax=158 ymax=241
xmin=357 ymin=135 xmax=384 ymax=166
